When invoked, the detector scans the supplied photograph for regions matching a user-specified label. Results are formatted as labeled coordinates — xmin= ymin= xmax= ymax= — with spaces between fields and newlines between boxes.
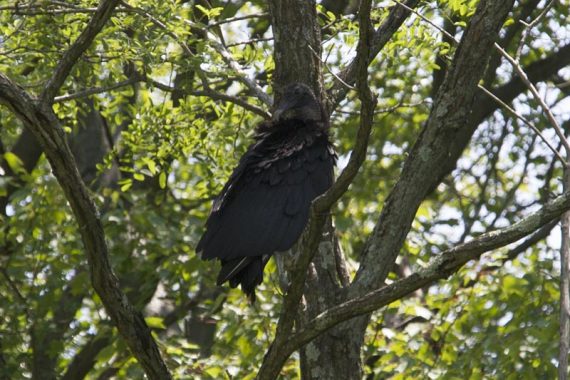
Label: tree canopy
xmin=0 ymin=0 xmax=569 ymax=379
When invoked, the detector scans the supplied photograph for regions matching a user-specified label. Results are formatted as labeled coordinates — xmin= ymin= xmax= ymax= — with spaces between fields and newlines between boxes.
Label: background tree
xmin=0 ymin=0 xmax=569 ymax=379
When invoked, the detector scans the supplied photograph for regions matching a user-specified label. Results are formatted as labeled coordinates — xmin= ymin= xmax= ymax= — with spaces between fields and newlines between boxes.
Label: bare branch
xmin=53 ymin=75 xmax=270 ymax=118
xmin=54 ymin=77 xmax=139 ymax=103
xmin=353 ymin=0 xmax=515 ymax=292
xmin=561 ymin=173 xmax=570 ymax=380
xmin=40 ymin=0 xmax=121 ymax=104
xmin=146 ymin=78 xmax=270 ymax=118
xmin=313 ymin=13 xmax=376 ymax=213
xmin=205 ymin=37 xmax=272 ymax=106
xmin=515 ymin=0 xmax=556 ymax=61
xmin=494 ymin=43 xmax=570 ymax=155
xmin=207 ymin=13 xmax=269 ymax=28
xmin=387 ymin=0 xmax=570 ymax=159
xmin=225 ymin=37 xmax=273 ymax=48
xmin=256 ymin=0 xmax=376 ymax=377
xmin=477 ymin=84 xmax=567 ymax=166
xmin=119 ymin=2 xmax=272 ymax=107
xmin=272 ymin=190 xmax=570 ymax=363
xmin=327 ymin=0 xmax=420 ymax=111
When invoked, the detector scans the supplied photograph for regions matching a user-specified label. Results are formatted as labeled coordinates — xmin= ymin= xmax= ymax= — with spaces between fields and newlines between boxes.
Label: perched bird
xmin=196 ymin=83 xmax=336 ymax=301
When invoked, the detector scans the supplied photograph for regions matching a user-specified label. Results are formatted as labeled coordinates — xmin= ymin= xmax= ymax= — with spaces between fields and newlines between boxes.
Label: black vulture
xmin=197 ymin=83 xmax=336 ymax=301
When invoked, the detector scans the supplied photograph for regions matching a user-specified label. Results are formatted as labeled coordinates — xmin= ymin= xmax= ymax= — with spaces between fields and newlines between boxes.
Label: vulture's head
xmin=272 ymin=83 xmax=322 ymax=123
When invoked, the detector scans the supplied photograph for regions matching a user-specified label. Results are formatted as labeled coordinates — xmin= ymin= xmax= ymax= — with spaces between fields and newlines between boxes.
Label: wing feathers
xmin=197 ymin=119 xmax=335 ymax=297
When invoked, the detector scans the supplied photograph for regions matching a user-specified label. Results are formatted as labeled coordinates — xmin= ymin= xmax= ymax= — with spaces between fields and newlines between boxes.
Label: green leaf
xmin=158 ymin=172 xmax=167 ymax=189
xmin=145 ymin=317 xmax=165 ymax=329
xmin=120 ymin=179 xmax=132 ymax=192
xmin=3 ymin=152 xmax=25 ymax=175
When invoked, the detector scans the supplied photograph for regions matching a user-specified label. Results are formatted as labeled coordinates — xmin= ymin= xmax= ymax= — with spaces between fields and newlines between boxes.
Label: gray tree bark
xmin=266 ymin=0 xmax=516 ymax=378
xmin=268 ymin=1 xmax=365 ymax=378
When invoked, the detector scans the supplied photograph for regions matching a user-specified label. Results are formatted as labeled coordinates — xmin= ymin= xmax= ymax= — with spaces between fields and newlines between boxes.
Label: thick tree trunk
xmin=267 ymin=0 xmax=323 ymax=103
xmin=299 ymin=324 xmax=365 ymax=380
xmin=268 ymin=1 xmax=363 ymax=378
xmin=267 ymin=0 xmax=516 ymax=378
xmin=298 ymin=223 xmax=365 ymax=380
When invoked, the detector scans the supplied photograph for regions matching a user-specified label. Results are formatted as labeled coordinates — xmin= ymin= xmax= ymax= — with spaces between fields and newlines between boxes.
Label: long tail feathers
xmin=217 ymin=256 xmax=269 ymax=302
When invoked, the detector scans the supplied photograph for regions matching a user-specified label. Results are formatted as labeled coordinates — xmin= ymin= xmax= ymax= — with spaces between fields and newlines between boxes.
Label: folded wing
xmin=196 ymin=122 xmax=335 ymax=298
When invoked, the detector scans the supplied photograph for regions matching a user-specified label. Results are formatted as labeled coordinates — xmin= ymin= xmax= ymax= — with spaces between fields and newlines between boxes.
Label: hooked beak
xmin=272 ymin=98 xmax=295 ymax=121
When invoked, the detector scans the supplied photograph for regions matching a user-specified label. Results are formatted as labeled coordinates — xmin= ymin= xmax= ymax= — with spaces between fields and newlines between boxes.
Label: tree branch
xmin=53 ymin=77 xmax=139 ymax=103
xmin=117 ymin=2 xmax=272 ymax=107
xmin=0 ymin=73 xmax=172 ymax=380
xmin=53 ymin=76 xmax=270 ymax=118
xmin=256 ymin=0 xmax=376 ymax=377
xmin=40 ymin=0 xmax=121 ymax=103
xmin=146 ymin=78 xmax=270 ymax=118
xmin=475 ymin=43 xmax=570 ymax=123
xmin=352 ymin=0 xmax=515 ymax=292
xmin=494 ymin=43 xmax=570 ymax=155
xmin=271 ymin=190 xmax=570 ymax=364
xmin=477 ymin=84 xmax=566 ymax=166
xmin=326 ymin=0 xmax=420 ymax=112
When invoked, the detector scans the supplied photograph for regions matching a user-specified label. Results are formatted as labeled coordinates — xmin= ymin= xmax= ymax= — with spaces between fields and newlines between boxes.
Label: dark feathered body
xmin=197 ymin=115 xmax=335 ymax=299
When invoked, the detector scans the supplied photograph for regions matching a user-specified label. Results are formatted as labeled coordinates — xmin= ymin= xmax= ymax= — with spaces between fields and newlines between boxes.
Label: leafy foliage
xmin=0 ymin=0 xmax=569 ymax=378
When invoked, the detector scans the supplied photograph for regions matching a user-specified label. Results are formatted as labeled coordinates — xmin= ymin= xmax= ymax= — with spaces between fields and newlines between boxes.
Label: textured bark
xmin=256 ymin=190 xmax=570 ymax=359
xmin=268 ymin=0 xmax=324 ymax=104
xmin=257 ymin=0 xmax=570 ymax=377
xmin=0 ymin=0 xmax=172 ymax=376
xmin=325 ymin=0 xmax=516 ymax=367
xmin=261 ymin=0 xmax=517 ymax=376
xmin=353 ymin=0 xmax=516 ymax=293
xmin=267 ymin=1 xmax=359 ymax=378
xmin=297 ymin=223 xmax=362 ymax=380
xmin=0 ymin=74 xmax=172 ymax=379
xmin=327 ymin=0 xmax=421 ymax=111
xmin=265 ymin=1 xmax=377 ymax=378
xmin=560 ymin=169 xmax=570 ymax=380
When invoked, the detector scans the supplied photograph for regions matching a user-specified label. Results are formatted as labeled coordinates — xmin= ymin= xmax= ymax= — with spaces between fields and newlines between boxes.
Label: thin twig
xmin=39 ymin=0 xmax=121 ymax=104
xmin=337 ymin=99 xmax=429 ymax=115
xmin=391 ymin=0 xmax=570 ymax=162
xmin=327 ymin=0 xmax=421 ymax=111
xmin=170 ymin=15 xmax=272 ymax=106
xmin=6 ymin=8 xmax=99 ymax=15
xmin=54 ymin=77 xmax=139 ymax=103
xmin=392 ymin=0 xmax=459 ymax=43
xmin=53 ymin=75 xmax=270 ymax=118
xmin=225 ymin=37 xmax=273 ymax=48
xmin=477 ymin=85 xmax=567 ymax=166
xmin=515 ymin=0 xmax=556 ymax=61
xmin=308 ymin=45 xmax=355 ymax=91
xmin=494 ymin=43 xmax=570 ymax=156
xmin=207 ymin=13 xmax=269 ymax=28
xmin=263 ymin=189 xmax=570 ymax=367
xmin=146 ymin=78 xmax=270 ymax=118
xmin=256 ymin=0 xmax=376 ymax=377
xmin=119 ymin=1 xmax=194 ymax=57
xmin=112 ymin=3 xmax=271 ymax=107
xmin=204 ymin=37 xmax=273 ymax=106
